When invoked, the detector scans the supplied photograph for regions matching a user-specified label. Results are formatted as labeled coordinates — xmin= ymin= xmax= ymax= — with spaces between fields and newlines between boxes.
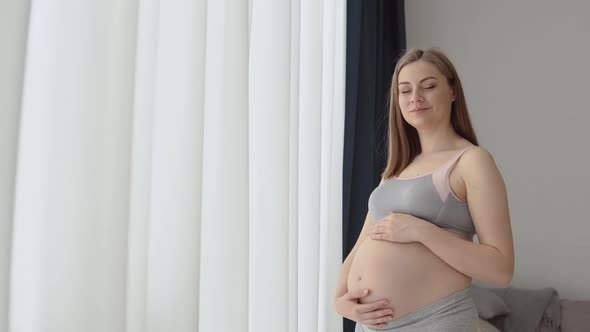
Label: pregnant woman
xmin=333 ymin=48 xmax=514 ymax=331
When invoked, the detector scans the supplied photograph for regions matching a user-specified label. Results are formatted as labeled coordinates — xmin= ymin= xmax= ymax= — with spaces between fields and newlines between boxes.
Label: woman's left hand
xmin=368 ymin=212 xmax=430 ymax=243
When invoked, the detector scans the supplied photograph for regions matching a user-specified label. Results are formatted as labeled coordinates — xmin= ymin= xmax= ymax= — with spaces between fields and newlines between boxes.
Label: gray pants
xmin=355 ymin=287 xmax=477 ymax=332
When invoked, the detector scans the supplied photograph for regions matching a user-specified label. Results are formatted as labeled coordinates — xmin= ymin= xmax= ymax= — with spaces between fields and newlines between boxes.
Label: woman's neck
xmin=416 ymin=125 xmax=464 ymax=154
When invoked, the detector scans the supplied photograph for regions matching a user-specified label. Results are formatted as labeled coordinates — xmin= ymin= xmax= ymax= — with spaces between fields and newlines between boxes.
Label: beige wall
xmin=406 ymin=0 xmax=590 ymax=300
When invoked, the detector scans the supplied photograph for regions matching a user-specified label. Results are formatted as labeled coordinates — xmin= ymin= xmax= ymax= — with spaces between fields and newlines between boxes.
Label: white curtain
xmin=0 ymin=0 xmax=346 ymax=331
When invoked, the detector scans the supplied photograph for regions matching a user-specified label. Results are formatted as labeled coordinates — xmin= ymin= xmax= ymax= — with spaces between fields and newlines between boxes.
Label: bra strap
xmin=432 ymin=146 xmax=473 ymax=201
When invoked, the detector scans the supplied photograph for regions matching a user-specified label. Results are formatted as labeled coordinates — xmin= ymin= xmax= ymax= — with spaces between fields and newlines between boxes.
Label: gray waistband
xmin=378 ymin=286 xmax=473 ymax=330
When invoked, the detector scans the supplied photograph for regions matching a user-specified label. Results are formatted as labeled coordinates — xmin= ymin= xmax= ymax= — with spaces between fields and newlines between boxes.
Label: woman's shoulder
xmin=462 ymin=145 xmax=495 ymax=164
xmin=459 ymin=145 xmax=500 ymax=180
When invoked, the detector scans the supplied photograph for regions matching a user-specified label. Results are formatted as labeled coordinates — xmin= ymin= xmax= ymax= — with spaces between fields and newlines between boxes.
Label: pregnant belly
xmin=347 ymin=236 xmax=471 ymax=320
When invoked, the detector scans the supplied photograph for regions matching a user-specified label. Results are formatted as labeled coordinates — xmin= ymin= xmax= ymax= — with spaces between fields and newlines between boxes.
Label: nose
xmin=411 ymin=91 xmax=424 ymax=104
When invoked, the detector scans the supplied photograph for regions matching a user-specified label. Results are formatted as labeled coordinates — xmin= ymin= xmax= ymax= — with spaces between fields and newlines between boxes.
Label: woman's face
xmin=397 ymin=60 xmax=455 ymax=129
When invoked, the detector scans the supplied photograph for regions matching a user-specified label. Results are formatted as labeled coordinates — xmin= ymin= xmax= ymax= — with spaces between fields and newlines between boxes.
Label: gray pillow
xmin=560 ymin=299 xmax=590 ymax=332
xmin=472 ymin=285 xmax=510 ymax=319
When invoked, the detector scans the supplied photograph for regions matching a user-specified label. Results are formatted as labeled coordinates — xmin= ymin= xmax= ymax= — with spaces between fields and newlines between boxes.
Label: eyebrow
xmin=398 ymin=76 xmax=438 ymax=85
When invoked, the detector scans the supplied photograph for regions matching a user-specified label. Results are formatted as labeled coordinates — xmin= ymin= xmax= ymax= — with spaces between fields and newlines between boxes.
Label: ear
xmin=451 ymin=90 xmax=456 ymax=102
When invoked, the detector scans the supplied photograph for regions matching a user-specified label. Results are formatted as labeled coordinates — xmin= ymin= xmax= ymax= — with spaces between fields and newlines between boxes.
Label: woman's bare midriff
xmin=347 ymin=232 xmax=471 ymax=320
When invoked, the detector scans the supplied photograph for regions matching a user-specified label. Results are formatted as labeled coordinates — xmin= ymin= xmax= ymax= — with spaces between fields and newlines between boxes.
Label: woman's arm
xmin=416 ymin=147 xmax=514 ymax=287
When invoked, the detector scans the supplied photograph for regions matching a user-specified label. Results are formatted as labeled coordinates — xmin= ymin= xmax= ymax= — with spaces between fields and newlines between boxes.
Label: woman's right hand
xmin=334 ymin=288 xmax=395 ymax=329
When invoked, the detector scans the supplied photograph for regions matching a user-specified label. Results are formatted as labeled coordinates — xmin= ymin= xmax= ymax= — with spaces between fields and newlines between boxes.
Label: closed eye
xmin=400 ymin=85 xmax=435 ymax=94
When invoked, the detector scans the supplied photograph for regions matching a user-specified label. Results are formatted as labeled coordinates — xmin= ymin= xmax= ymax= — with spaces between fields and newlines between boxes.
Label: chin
xmin=405 ymin=119 xmax=430 ymax=129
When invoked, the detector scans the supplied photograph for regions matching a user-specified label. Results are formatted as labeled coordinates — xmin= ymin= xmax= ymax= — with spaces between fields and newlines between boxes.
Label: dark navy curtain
xmin=342 ymin=1 xmax=406 ymax=331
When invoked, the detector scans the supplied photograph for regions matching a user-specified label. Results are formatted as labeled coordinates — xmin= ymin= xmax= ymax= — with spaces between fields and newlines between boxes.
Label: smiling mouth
xmin=411 ymin=107 xmax=430 ymax=113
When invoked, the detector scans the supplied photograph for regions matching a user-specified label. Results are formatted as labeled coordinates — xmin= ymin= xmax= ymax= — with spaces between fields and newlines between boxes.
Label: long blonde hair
xmin=382 ymin=48 xmax=479 ymax=179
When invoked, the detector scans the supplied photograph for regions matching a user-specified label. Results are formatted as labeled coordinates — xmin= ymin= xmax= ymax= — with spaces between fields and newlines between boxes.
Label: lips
xmin=411 ymin=107 xmax=430 ymax=113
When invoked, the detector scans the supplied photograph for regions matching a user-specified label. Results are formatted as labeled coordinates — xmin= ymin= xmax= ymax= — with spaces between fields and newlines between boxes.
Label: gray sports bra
xmin=368 ymin=146 xmax=476 ymax=240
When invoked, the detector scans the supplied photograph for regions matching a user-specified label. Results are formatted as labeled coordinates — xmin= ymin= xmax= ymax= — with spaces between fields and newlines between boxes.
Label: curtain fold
xmin=0 ymin=1 xmax=31 ymax=330
xmin=248 ymin=0 xmax=291 ymax=330
xmin=10 ymin=1 xmax=138 ymax=331
xmin=200 ymin=0 xmax=250 ymax=330
xmin=1 ymin=0 xmax=346 ymax=331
